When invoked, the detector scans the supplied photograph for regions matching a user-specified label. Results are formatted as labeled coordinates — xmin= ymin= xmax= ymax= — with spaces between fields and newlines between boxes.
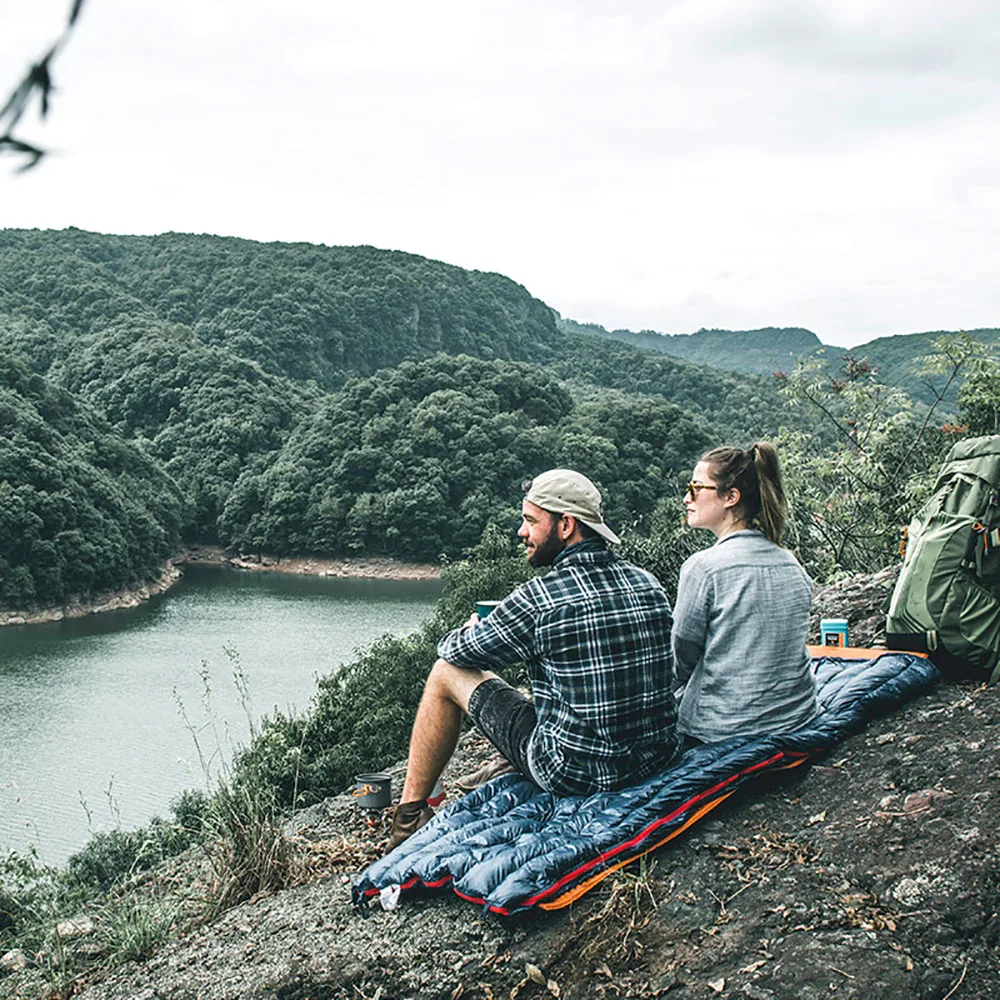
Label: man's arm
xmin=437 ymin=586 xmax=536 ymax=671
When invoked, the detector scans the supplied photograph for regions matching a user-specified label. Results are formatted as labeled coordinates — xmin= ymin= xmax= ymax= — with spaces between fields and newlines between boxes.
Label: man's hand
xmin=463 ymin=612 xmax=481 ymax=629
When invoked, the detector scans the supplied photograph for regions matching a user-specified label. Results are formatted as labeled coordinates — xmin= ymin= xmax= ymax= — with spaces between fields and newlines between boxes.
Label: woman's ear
xmin=722 ymin=487 xmax=742 ymax=511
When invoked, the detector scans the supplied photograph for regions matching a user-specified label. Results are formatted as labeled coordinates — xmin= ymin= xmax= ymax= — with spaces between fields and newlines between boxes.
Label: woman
xmin=671 ymin=442 xmax=818 ymax=745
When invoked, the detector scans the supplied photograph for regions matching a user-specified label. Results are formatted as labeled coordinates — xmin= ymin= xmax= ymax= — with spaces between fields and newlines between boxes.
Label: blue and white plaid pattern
xmin=438 ymin=539 xmax=680 ymax=796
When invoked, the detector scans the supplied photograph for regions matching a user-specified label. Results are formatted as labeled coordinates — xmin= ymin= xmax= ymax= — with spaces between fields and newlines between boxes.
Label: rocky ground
xmin=0 ymin=564 xmax=183 ymax=627
xmin=4 ymin=568 xmax=997 ymax=1000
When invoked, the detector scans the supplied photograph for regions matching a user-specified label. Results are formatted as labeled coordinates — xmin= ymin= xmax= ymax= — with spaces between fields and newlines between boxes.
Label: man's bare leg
xmin=399 ymin=658 xmax=499 ymax=804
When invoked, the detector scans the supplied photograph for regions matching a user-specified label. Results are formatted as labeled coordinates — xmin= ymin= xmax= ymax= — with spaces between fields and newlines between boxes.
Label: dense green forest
xmin=0 ymin=355 xmax=184 ymax=606
xmin=0 ymin=228 xmax=563 ymax=385
xmin=218 ymin=354 xmax=710 ymax=561
xmin=0 ymin=228 xmax=787 ymax=606
xmin=0 ymin=227 xmax=995 ymax=609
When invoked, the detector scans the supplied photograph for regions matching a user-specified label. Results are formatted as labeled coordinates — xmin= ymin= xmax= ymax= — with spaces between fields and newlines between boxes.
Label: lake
xmin=0 ymin=565 xmax=441 ymax=865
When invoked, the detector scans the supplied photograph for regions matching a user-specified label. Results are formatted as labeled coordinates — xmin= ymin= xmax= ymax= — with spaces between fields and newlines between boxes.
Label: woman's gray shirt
xmin=672 ymin=529 xmax=818 ymax=743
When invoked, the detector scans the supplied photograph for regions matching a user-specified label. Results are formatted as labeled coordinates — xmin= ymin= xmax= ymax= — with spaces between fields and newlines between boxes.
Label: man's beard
xmin=526 ymin=526 xmax=565 ymax=567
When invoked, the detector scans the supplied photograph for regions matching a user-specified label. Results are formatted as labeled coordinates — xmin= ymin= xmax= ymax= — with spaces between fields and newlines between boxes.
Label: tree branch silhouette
xmin=1 ymin=0 xmax=87 ymax=171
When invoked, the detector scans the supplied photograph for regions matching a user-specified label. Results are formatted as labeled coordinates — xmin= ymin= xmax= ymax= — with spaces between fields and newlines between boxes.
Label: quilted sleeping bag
xmin=353 ymin=652 xmax=938 ymax=915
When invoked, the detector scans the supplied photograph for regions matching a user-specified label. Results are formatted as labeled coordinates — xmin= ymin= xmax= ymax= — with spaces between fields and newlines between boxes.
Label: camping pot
xmin=353 ymin=772 xmax=392 ymax=809
xmin=476 ymin=600 xmax=501 ymax=618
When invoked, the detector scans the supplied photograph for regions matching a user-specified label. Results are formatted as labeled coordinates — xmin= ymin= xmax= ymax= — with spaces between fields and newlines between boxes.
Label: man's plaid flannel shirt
xmin=438 ymin=538 xmax=680 ymax=796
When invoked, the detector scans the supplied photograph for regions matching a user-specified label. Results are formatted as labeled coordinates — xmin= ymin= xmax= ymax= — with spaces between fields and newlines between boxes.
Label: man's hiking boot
xmin=454 ymin=755 xmax=516 ymax=793
xmin=384 ymin=799 xmax=434 ymax=854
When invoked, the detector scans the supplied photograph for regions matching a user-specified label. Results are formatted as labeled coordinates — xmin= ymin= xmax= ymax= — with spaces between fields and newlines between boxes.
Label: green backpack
xmin=886 ymin=434 xmax=1000 ymax=681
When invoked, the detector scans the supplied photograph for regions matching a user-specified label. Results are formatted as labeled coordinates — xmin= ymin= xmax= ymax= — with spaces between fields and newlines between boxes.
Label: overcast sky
xmin=3 ymin=1 xmax=998 ymax=347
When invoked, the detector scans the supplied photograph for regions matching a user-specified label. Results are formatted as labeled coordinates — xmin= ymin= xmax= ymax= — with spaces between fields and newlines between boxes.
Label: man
xmin=387 ymin=468 xmax=681 ymax=851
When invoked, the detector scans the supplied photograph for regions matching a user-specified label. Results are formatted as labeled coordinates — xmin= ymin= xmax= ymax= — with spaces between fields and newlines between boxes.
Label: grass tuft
xmin=200 ymin=778 xmax=294 ymax=913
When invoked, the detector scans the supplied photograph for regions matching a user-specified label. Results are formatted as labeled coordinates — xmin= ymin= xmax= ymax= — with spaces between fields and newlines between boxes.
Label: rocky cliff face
xmin=7 ymin=570 xmax=999 ymax=1000
xmin=809 ymin=565 xmax=900 ymax=649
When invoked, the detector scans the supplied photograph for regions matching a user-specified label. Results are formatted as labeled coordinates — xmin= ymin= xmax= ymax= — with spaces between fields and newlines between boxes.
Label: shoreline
xmin=177 ymin=544 xmax=441 ymax=581
xmin=0 ymin=547 xmax=441 ymax=628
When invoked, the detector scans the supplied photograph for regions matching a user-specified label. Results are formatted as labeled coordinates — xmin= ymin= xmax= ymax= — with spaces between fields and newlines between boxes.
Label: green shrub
xmin=959 ymin=351 xmax=1000 ymax=436
xmin=201 ymin=778 xmax=293 ymax=913
xmin=0 ymin=849 xmax=75 ymax=955
xmin=68 ymin=830 xmax=150 ymax=894
xmin=98 ymin=895 xmax=180 ymax=963
xmin=169 ymin=788 xmax=209 ymax=837
xmin=617 ymin=499 xmax=711 ymax=607
xmin=67 ymin=795 xmax=207 ymax=895
xmin=775 ymin=345 xmax=971 ymax=581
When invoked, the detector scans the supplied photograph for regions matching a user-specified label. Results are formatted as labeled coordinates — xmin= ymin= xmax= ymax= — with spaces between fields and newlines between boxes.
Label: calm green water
xmin=0 ymin=565 xmax=440 ymax=865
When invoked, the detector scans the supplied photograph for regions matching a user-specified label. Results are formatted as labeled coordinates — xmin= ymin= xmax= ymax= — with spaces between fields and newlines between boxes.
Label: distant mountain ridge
xmin=556 ymin=316 xmax=826 ymax=375
xmin=556 ymin=314 xmax=1000 ymax=408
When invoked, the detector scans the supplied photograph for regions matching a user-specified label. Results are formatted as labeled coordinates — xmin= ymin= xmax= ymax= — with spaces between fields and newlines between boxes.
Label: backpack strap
xmin=971 ymin=522 xmax=1000 ymax=575
xmin=886 ymin=630 xmax=939 ymax=653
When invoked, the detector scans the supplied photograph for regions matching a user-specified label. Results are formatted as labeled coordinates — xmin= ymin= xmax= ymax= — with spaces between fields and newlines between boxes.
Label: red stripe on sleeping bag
xmin=501 ymin=748 xmax=807 ymax=913
xmin=363 ymin=874 xmax=455 ymax=900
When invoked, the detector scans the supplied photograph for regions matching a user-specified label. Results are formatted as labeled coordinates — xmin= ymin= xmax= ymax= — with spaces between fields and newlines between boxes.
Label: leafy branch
xmin=1 ymin=0 xmax=86 ymax=171
xmin=776 ymin=339 xmax=980 ymax=579
xmin=891 ymin=333 xmax=980 ymax=481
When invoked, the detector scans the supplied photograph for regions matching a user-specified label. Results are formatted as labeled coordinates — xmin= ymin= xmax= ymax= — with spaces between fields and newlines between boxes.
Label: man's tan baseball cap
xmin=523 ymin=469 xmax=620 ymax=544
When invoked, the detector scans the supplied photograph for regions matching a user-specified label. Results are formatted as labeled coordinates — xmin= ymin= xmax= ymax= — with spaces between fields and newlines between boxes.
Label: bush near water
xmin=0 ymin=355 xmax=185 ymax=607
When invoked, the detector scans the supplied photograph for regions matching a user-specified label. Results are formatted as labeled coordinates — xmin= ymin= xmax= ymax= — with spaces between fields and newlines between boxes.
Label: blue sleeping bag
xmin=353 ymin=652 xmax=938 ymax=915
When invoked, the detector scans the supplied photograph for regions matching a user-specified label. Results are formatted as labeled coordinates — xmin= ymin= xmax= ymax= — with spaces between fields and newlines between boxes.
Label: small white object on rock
xmin=379 ymin=884 xmax=401 ymax=911
xmin=1 ymin=949 xmax=28 ymax=973
xmin=55 ymin=916 xmax=95 ymax=940
xmin=525 ymin=963 xmax=546 ymax=985
xmin=891 ymin=877 xmax=927 ymax=907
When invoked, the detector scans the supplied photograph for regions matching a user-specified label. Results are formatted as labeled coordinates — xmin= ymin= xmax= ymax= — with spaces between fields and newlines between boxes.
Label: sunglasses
xmin=684 ymin=482 xmax=719 ymax=500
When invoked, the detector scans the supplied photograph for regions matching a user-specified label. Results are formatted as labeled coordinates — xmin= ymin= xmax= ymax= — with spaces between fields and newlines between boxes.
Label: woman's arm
xmin=671 ymin=559 xmax=711 ymax=686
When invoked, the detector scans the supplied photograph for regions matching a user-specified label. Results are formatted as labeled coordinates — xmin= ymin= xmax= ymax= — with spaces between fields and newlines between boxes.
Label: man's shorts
xmin=466 ymin=677 xmax=537 ymax=779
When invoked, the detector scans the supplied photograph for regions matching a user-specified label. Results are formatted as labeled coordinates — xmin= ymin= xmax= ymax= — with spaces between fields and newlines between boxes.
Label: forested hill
xmin=0 ymin=227 xmax=791 ymax=609
xmin=0 ymin=356 xmax=185 ymax=606
xmin=0 ymin=228 xmax=562 ymax=385
xmin=557 ymin=316 xmax=825 ymax=375
xmin=846 ymin=327 xmax=1000 ymax=407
